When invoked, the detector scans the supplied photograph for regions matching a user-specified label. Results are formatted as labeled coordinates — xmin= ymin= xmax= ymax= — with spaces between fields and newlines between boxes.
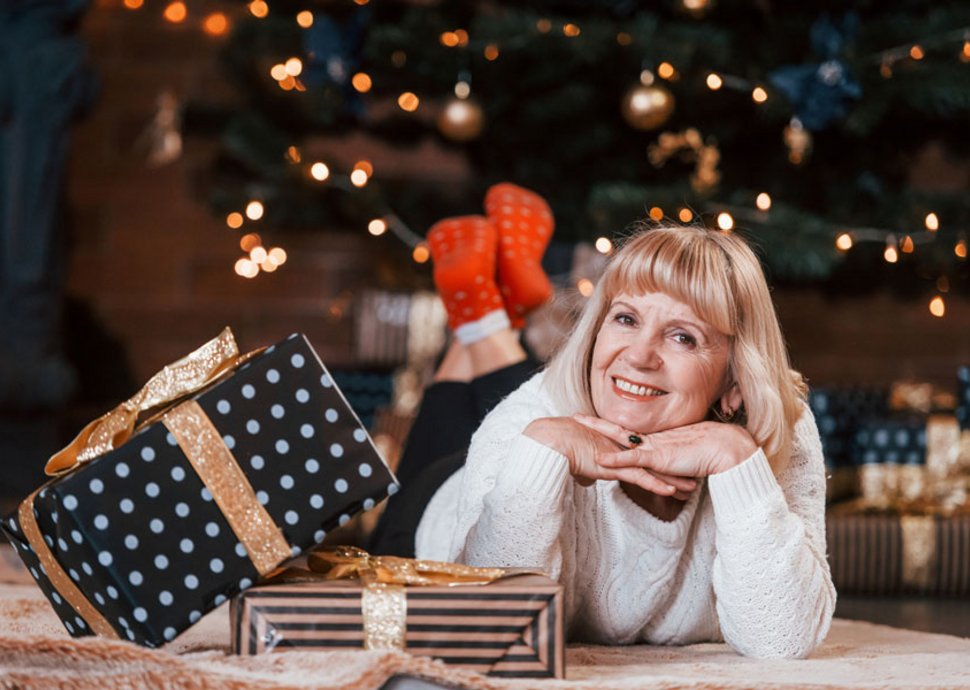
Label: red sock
xmin=484 ymin=183 xmax=554 ymax=329
xmin=427 ymin=215 xmax=510 ymax=344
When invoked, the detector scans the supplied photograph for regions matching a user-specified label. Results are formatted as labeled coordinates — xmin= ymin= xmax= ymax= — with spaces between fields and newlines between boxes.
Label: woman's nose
xmin=624 ymin=334 xmax=663 ymax=369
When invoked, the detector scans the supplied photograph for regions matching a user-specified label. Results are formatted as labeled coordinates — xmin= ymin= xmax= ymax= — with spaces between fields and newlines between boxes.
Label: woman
xmin=371 ymin=183 xmax=835 ymax=660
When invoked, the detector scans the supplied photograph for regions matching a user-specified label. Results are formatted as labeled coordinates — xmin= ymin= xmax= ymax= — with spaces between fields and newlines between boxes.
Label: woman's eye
xmin=673 ymin=332 xmax=697 ymax=346
xmin=614 ymin=313 xmax=636 ymax=326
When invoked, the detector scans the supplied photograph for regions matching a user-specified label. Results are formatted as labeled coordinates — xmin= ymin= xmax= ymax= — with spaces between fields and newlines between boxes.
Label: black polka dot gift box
xmin=0 ymin=329 xmax=398 ymax=648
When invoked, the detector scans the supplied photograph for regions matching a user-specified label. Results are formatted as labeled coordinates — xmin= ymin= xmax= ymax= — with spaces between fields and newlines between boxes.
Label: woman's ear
xmin=719 ymin=382 xmax=743 ymax=417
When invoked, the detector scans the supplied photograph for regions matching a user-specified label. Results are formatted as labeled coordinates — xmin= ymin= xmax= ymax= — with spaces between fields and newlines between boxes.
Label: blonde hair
xmin=543 ymin=224 xmax=806 ymax=472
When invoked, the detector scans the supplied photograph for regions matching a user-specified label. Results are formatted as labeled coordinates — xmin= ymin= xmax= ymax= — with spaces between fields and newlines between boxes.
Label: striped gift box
xmin=827 ymin=513 xmax=970 ymax=595
xmin=230 ymin=575 xmax=564 ymax=678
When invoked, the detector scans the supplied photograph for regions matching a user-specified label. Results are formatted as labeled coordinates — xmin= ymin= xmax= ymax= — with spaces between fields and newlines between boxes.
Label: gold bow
xmin=307 ymin=545 xmax=520 ymax=587
xmin=45 ymin=328 xmax=242 ymax=476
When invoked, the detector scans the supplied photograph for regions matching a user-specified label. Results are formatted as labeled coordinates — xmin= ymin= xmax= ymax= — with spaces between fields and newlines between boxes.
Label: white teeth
xmin=614 ymin=378 xmax=665 ymax=397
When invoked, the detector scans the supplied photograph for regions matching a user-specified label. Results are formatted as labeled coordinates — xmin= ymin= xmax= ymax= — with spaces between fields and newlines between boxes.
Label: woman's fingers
xmin=649 ymin=471 xmax=697 ymax=493
xmin=573 ymin=414 xmax=642 ymax=448
xmin=609 ymin=466 xmax=677 ymax=496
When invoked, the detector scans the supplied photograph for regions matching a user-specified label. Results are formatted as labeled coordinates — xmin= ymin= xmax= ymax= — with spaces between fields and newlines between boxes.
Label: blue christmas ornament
xmin=302 ymin=7 xmax=371 ymax=117
xmin=768 ymin=13 xmax=862 ymax=130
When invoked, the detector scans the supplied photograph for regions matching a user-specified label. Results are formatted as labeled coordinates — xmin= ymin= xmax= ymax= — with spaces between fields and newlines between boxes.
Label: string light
xmin=454 ymin=81 xmax=471 ymax=99
xmin=124 ymin=0 xmax=143 ymax=8
xmin=925 ymin=212 xmax=940 ymax=231
xmin=261 ymin=260 xmax=278 ymax=273
xmin=717 ymin=212 xmax=734 ymax=231
xmin=352 ymin=73 xmax=372 ymax=93
xmin=353 ymin=0 xmax=368 ymax=5
xmin=245 ymin=201 xmax=264 ymax=221
xmin=268 ymin=247 xmax=287 ymax=265
xmin=755 ymin=193 xmax=771 ymax=211
xmin=368 ymin=219 xmax=387 ymax=236
xmin=835 ymin=233 xmax=853 ymax=251
xmin=250 ymin=246 xmax=268 ymax=263
xmin=595 ymin=237 xmax=613 ymax=254
xmin=440 ymin=32 xmax=460 ymax=47
xmin=454 ymin=30 xmax=469 ymax=47
xmin=278 ymin=75 xmax=296 ymax=91
xmin=286 ymin=146 xmax=301 ymax=164
xmin=353 ymin=160 xmax=374 ymax=178
xmin=248 ymin=1 xmax=268 ymax=19
xmin=929 ymin=295 xmax=946 ymax=318
xmin=706 ymin=73 xmax=723 ymax=90
xmin=484 ymin=44 xmax=500 ymax=61
xmin=284 ymin=58 xmax=303 ymax=77
xmin=310 ymin=162 xmax=329 ymax=181
xmin=391 ymin=51 xmax=407 ymax=68
xmin=910 ymin=45 xmax=925 ymax=60
xmin=226 ymin=212 xmax=244 ymax=229
xmin=648 ymin=206 xmax=664 ymax=221
xmin=202 ymin=13 xmax=228 ymax=36
xmin=678 ymin=208 xmax=694 ymax=222
xmin=657 ymin=62 xmax=676 ymax=80
xmin=537 ymin=19 xmax=552 ymax=33
xmin=563 ymin=23 xmax=581 ymax=37
xmin=397 ymin=92 xmax=419 ymax=112
xmin=616 ymin=32 xmax=632 ymax=46
xmin=884 ymin=238 xmax=899 ymax=263
xmin=962 ymin=41 xmax=970 ymax=62
xmin=234 ymin=258 xmax=259 ymax=278
xmin=752 ymin=86 xmax=768 ymax=103
xmin=163 ymin=2 xmax=187 ymax=23
xmin=240 ymin=233 xmax=261 ymax=252
xmin=956 ymin=240 xmax=968 ymax=259
xmin=901 ymin=235 xmax=915 ymax=253
xmin=270 ymin=64 xmax=288 ymax=81
xmin=412 ymin=243 xmax=430 ymax=263
xmin=350 ymin=169 xmax=368 ymax=187
xmin=577 ymin=279 xmax=594 ymax=297
xmin=296 ymin=11 xmax=313 ymax=28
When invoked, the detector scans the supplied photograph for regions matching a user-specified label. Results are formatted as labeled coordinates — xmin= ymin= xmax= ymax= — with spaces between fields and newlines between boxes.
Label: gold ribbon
xmin=46 ymin=327 xmax=241 ymax=476
xmin=298 ymin=546 xmax=542 ymax=651
xmin=21 ymin=328 xmax=289 ymax=639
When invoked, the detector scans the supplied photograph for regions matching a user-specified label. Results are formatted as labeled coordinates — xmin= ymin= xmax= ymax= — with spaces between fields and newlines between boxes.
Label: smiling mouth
xmin=612 ymin=376 xmax=668 ymax=398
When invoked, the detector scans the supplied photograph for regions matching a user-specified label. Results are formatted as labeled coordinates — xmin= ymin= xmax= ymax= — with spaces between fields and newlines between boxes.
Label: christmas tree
xmin=196 ymin=0 xmax=970 ymax=299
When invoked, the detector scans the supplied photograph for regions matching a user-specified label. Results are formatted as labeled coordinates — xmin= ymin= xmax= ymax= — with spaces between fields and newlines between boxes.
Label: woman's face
xmin=589 ymin=291 xmax=732 ymax=434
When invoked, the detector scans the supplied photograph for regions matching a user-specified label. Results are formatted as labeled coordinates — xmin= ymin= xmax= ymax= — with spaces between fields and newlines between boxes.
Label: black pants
xmin=368 ymin=359 xmax=539 ymax=557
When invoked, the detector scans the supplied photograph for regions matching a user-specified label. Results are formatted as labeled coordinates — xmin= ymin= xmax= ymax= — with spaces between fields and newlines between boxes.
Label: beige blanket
xmin=1 ymin=578 xmax=968 ymax=690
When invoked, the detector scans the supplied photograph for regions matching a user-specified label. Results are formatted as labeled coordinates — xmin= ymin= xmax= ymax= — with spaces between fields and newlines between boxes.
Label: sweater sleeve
xmin=444 ymin=377 xmax=573 ymax=580
xmin=706 ymin=403 xmax=836 ymax=659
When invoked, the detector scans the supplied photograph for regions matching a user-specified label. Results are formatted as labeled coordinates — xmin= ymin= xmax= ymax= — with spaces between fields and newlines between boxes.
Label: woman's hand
xmin=523 ymin=417 xmax=697 ymax=499
xmin=573 ymin=414 xmax=757 ymax=478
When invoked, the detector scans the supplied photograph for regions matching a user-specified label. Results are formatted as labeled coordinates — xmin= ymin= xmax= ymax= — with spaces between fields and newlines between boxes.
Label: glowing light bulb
xmin=124 ymin=0 xmax=144 ymax=8
xmin=454 ymin=30 xmax=469 ymax=47
xmin=648 ymin=206 xmax=664 ymax=221
xmin=397 ymin=92 xmax=419 ymax=112
xmin=268 ymin=247 xmax=287 ymax=265
xmin=351 ymin=73 xmax=372 ymax=93
xmin=203 ymin=13 xmax=229 ymax=35
xmin=250 ymin=246 xmax=268 ymax=263
xmin=240 ymin=233 xmax=261 ymax=252
xmin=901 ymin=235 xmax=915 ymax=253
xmin=484 ymin=44 xmax=499 ymax=61
xmin=595 ymin=237 xmax=613 ymax=254
xmin=929 ymin=295 xmax=945 ymax=318
xmin=454 ymin=81 xmax=471 ymax=99
xmin=910 ymin=45 xmax=925 ymax=60
xmin=248 ymin=1 xmax=268 ymax=19
xmin=717 ymin=212 xmax=734 ymax=231
xmin=925 ymin=212 xmax=939 ymax=232
xmin=616 ymin=32 xmax=632 ymax=46
xmin=350 ymin=169 xmax=368 ymax=187
xmin=678 ymin=208 xmax=693 ymax=223
xmin=296 ymin=11 xmax=313 ymax=28
xmin=756 ymin=193 xmax=771 ymax=211
xmin=226 ymin=212 xmax=244 ymax=229
xmin=440 ymin=32 xmax=459 ymax=47
xmin=657 ymin=62 xmax=675 ymax=80
xmin=835 ymin=233 xmax=853 ymax=251
xmin=245 ymin=201 xmax=264 ymax=221
xmin=884 ymin=244 xmax=899 ymax=263
xmin=368 ymin=219 xmax=387 ymax=236
xmin=752 ymin=86 xmax=768 ymax=103
xmin=270 ymin=64 xmax=288 ymax=81
xmin=962 ymin=41 xmax=970 ymax=62
xmin=412 ymin=244 xmax=430 ymax=263
xmin=353 ymin=160 xmax=373 ymax=177
xmin=163 ymin=2 xmax=187 ymax=23
xmin=284 ymin=58 xmax=303 ymax=76
xmin=706 ymin=73 xmax=723 ymax=90
xmin=537 ymin=19 xmax=552 ymax=33
xmin=234 ymin=258 xmax=259 ymax=278
xmin=563 ymin=24 xmax=580 ymax=37
xmin=577 ymin=279 xmax=594 ymax=297
xmin=956 ymin=240 xmax=968 ymax=259
xmin=310 ymin=162 xmax=329 ymax=181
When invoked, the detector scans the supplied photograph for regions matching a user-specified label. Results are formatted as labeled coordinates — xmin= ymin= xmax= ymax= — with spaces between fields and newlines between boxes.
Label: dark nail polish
xmin=628 ymin=434 xmax=642 ymax=446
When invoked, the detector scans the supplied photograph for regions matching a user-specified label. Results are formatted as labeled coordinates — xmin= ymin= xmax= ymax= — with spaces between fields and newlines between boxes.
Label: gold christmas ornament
xmin=783 ymin=117 xmax=812 ymax=165
xmin=621 ymin=82 xmax=675 ymax=131
xmin=437 ymin=97 xmax=485 ymax=142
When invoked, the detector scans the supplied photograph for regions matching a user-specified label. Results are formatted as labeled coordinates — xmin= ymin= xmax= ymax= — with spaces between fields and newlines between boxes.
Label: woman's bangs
xmin=604 ymin=231 xmax=737 ymax=336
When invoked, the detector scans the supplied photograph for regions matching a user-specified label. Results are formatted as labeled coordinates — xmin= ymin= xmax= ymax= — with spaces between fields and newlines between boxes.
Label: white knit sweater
xmin=415 ymin=371 xmax=836 ymax=659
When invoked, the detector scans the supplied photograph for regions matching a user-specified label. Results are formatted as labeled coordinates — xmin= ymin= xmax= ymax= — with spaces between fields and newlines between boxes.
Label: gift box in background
xmin=1 ymin=330 xmax=398 ymax=648
xmin=826 ymin=511 xmax=970 ymax=595
xmin=231 ymin=549 xmax=564 ymax=679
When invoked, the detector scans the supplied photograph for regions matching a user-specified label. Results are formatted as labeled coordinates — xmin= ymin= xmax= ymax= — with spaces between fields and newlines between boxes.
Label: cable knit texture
xmin=415 ymin=371 xmax=836 ymax=659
